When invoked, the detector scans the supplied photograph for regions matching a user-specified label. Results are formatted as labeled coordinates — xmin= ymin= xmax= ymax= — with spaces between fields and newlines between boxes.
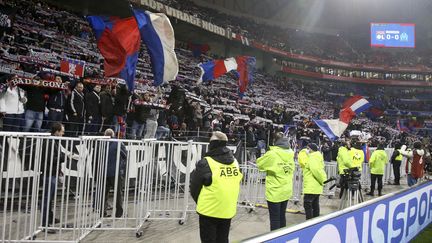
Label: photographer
xmin=336 ymin=140 xmax=351 ymax=175
xmin=366 ymin=144 xmax=388 ymax=196
xmin=349 ymin=140 xmax=364 ymax=170
xmin=302 ymin=143 xmax=327 ymax=220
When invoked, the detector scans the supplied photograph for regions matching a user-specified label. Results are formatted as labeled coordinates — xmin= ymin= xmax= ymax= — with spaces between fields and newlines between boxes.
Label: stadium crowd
xmin=156 ymin=0 xmax=432 ymax=68
xmin=0 ymin=0 xmax=430 ymax=155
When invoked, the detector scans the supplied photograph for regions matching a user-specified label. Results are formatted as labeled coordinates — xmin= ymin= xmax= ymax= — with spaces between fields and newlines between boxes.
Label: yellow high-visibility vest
xmin=196 ymin=157 xmax=243 ymax=219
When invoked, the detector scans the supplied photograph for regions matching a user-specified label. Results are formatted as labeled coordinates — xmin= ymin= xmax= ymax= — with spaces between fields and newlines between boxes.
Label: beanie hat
xmin=210 ymin=131 xmax=228 ymax=142
xmin=308 ymin=143 xmax=319 ymax=151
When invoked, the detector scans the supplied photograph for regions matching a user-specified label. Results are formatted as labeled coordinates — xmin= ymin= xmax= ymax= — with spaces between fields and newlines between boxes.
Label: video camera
xmin=340 ymin=167 xmax=362 ymax=190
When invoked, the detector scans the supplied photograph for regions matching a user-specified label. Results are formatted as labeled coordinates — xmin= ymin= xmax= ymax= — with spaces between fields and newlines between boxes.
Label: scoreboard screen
xmin=370 ymin=23 xmax=415 ymax=48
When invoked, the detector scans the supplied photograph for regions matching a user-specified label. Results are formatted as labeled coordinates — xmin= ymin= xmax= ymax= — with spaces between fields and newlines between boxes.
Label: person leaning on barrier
xmin=366 ymin=143 xmax=388 ymax=197
xmin=400 ymin=141 xmax=425 ymax=187
xmin=190 ymin=131 xmax=243 ymax=243
xmin=102 ymin=128 xmax=127 ymax=218
xmin=390 ymin=143 xmax=403 ymax=185
xmin=256 ymin=132 xmax=295 ymax=231
xmin=302 ymin=143 xmax=327 ymax=220
xmin=40 ymin=122 xmax=65 ymax=234
xmin=336 ymin=140 xmax=351 ymax=175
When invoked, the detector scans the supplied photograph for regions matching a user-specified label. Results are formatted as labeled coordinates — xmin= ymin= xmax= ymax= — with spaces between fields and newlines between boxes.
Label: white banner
xmin=137 ymin=0 xmax=231 ymax=38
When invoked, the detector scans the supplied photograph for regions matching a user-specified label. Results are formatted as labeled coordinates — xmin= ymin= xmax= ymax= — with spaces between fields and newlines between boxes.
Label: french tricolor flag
xmin=198 ymin=57 xmax=239 ymax=83
xmin=314 ymin=96 xmax=371 ymax=140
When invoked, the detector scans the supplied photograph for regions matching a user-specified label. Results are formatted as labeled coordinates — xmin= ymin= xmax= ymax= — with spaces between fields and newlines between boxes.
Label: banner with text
xmin=243 ymin=181 xmax=432 ymax=243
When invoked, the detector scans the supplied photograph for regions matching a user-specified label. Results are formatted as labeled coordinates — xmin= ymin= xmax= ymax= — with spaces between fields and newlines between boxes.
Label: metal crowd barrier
xmin=322 ymin=162 xmax=338 ymax=197
xmin=0 ymin=132 xmax=106 ymax=242
xmin=0 ymin=132 xmax=409 ymax=242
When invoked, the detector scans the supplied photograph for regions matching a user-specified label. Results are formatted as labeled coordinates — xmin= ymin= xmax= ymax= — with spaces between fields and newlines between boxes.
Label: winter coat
xmin=20 ymin=85 xmax=45 ymax=112
xmin=401 ymin=146 xmax=425 ymax=179
xmin=47 ymin=90 xmax=66 ymax=110
xmin=69 ymin=89 xmax=85 ymax=118
xmin=0 ymin=86 xmax=25 ymax=114
xmin=85 ymin=91 xmax=101 ymax=119
xmin=100 ymin=91 xmax=114 ymax=119
xmin=189 ymin=146 xmax=235 ymax=203
xmin=369 ymin=149 xmax=388 ymax=175
xmin=337 ymin=146 xmax=351 ymax=174
xmin=107 ymin=141 xmax=127 ymax=177
xmin=302 ymin=151 xmax=327 ymax=195
xmin=256 ymin=138 xmax=295 ymax=202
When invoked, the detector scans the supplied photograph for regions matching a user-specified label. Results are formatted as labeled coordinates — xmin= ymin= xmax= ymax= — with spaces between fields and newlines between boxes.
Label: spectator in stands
xmin=68 ymin=82 xmax=85 ymax=136
xmin=0 ymin=76 xmax=26 ymax=131
xmin=100 ymin=85 xmax=114 ymax=132
xmin=21 ymin=76 xmax=46 ymax=132
xmin=46 ymin=76 xmax=66 ymax=128
xmin=211 ymin=112 xmax=223 ymax=131
xmin=190 ymin=131 xmax=242 ymax=243
xmin=256 ymin=132 xmax=295 ymax=231
xmin=112 ymin=84 xmax=129 ymax=134
xmin=85 ymin=84 xmax=102 ymax=134
xmin=302 ymin=143 xmax=327 ymax=220
xmin=143 ymin=93 xmax=159 ymax=139
xmin=156 ymin=98 xmax=171 ymax=139
xmin=131 ymin=92 xmax=146 ymax=140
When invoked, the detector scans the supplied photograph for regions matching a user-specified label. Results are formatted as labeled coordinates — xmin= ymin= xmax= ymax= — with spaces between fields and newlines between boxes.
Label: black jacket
xmin=69 ymin=89 xmax=85 ymax=118
xmin=113 ymin=86 xmax=129 ymax=116
xmin=134 ymin=104 xmax=150 ymax=123
xmin=21 ymin=86 xmax=45 ymax=112
xmin=189 ymin=146 xmax=235 ymax=203
xmin=100 ymin=91 xmax=114 ymax=119
xmin=391 ymin=150 xmax=401 ymax=163
xmin=85 ymin=91 xmax=101 ymax=119
xmin=41 ymin=139 xmax=65 ymax=176
xmin=47 ymin=90 xmax=66 ymax=110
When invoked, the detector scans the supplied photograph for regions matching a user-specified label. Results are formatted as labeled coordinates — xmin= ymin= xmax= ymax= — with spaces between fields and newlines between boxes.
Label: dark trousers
xmin=47 ymin=110 xmax=64 ymax=128
xmin=3 ymin=113 xmax=23 ymax=131
xmin=392 ymin=161 xmax=401 ymax=184
xmin=267 ymin=200 xmax=288 ymax=231
xmin=69 ymin=116 xmax=84 ymax=137
xmin=370 ymin=174 xmax=383 ymax=194
xmin=103 ymin=176 xmax=124 ymax=217
xmin=304 ymin=194 xmax=320 ymax=220
xmin=86 ymin=117 xmax=101 ymax=135
xmin=199 ymin=214 xmax=231 ymax=243
xmin=41 ymin=176 xmax=56 ymax=226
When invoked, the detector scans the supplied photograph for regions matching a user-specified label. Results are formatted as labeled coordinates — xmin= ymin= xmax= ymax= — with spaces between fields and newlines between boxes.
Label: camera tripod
xmin=339 ymin=182 xmax=364 ymax=210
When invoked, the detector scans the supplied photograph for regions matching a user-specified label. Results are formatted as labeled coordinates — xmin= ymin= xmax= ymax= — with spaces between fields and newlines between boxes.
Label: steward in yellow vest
xmin=257 ymin=132 xmax=295 ymax=231
xmin=366 ymin=144 xmax=388 ymax=197
xmin=390 ymin=143 xmax=403 ymax=185
xmin=302 ymin=143 xmax=327 ymax=220
xmin=190 ymin=132 xmax=242 ymax=243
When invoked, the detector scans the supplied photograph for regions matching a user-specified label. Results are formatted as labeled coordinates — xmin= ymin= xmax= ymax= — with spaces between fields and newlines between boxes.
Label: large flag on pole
xmin=314 ymin=96 xmax=372 ymax=140
xmin=133 ymin=9 xmax=178 ymax=86
xmin=87 ymin=16 xmax=141 ymax=91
